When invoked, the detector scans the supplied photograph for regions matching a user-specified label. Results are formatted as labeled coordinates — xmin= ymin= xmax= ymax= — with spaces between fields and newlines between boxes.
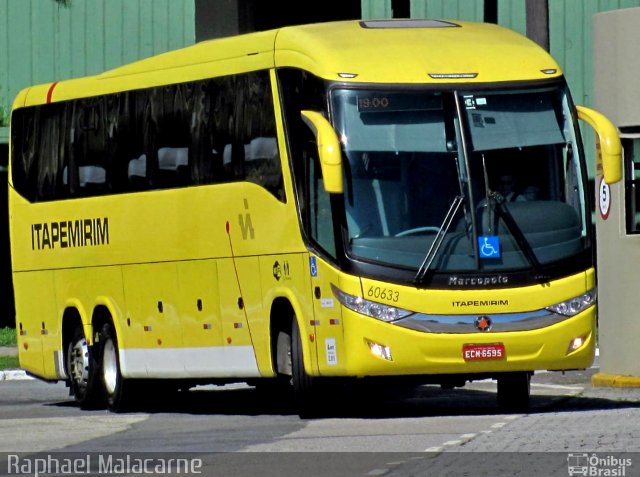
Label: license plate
xmin=462 ymin=343 xmax=506 ymax=361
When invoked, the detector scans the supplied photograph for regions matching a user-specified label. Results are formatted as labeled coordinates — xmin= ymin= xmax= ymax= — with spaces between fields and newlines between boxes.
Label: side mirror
xmin=577 ymin=106 xmax=622 ymax=184
xmin=301 ymin=110 xmax=343 ymax=194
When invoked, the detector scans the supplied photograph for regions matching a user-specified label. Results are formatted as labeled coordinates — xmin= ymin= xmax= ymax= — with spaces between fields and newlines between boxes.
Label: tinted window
xmin=11 ymin=71 xmax=283 ymax=202
xmin=277 ymin=69 xmax=332 ymax=254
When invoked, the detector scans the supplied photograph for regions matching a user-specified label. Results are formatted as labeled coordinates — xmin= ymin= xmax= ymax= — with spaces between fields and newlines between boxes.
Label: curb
xmin=0 ymin=346 xmax=28 ymax=380
xmin=592 ymin=372 xmax=640 ymax=388
xmin=0 ymin=369 xmax=31 ymax=381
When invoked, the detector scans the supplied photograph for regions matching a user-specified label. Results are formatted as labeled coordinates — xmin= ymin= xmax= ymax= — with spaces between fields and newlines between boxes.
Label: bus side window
xmin=70 ymin=97 xmax=108 ymax=196
xmin=189 ymin=80 xmax=217 ymax=185
xmin=9 ymin=109 xmax=36 ymax=200
xmin=12 ymin=102 xmax=73 ymax=202
xmin=150 ymin=85 xmax=191 ymax=189
xmin=105 ymin=92 xmax=134 ymax=193
xmin=236 ymin=72 xmax=284 ymax=200
xmin=221 ymin=137 xmax=282 ymax=198
xmin=243 ymin=137 xmax=282 ymax=197
xmin=35 ymin=104 xmax=71 ymax=201
xmin=12 ymin=72 xmax=281 ymax=201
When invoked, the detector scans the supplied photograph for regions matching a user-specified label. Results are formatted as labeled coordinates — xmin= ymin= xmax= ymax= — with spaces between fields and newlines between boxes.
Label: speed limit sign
xmin=599 ymin=176 xmax=611 ymax=220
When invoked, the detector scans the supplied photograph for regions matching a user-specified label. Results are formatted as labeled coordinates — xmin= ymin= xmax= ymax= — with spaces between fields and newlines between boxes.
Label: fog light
xmin=567 ymin=336 xmax=586 ymax=354
xmin=367 ymin=340 xmax=393 ymax=361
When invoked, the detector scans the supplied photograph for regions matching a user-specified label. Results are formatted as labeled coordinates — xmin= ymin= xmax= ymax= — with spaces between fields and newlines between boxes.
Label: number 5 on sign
xmin=599 ymin=176 xmax=611 ymax=220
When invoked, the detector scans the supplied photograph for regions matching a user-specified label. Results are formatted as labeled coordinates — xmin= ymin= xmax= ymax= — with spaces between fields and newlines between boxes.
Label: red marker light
xmin=226 ymin=221 xmax=230 ymax=234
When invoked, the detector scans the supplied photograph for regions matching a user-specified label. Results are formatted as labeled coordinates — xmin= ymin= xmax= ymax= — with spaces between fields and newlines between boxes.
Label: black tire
xmin=497 ymin=372 xmax=531 ymax=411
xmin=66 ymin=325 xmax=104 ymax=409
xmin=100 ymin=323 xmax=136 ymax=412
xmin=291 ymin=319 xmax=322 ymax=418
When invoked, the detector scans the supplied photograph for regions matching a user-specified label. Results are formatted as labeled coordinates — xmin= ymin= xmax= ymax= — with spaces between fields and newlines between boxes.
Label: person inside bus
xmin=490 ymin=147 xmax=542 ymax=202
xmin=496 ymin=172 xmax=540 ymax=201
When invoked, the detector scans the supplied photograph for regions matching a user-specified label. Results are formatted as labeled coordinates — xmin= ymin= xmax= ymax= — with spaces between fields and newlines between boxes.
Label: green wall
xmin=409 ymin=0 xmax=485 ymax=21
xmin=0 ymin=0 xmax=195 ymax=128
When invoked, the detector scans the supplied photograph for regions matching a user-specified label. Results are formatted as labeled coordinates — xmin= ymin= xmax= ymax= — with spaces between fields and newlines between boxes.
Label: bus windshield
xmin=331 ymin=85 xmax=588 ymax=276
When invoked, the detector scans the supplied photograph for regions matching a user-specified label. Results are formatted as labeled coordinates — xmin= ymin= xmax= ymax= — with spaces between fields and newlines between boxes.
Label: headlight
xmin=546 ymin=289 xmax=596 ymax=317
xmin=331 ymin=284 xmax=413 ymax=322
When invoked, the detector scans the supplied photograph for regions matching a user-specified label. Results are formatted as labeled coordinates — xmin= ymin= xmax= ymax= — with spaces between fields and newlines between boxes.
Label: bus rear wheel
xmin=100 ymin=323 xmax=135 ymax=412
xmin=497 ymin=372 xmax=531 ymax=411
xmin=67 ymin=325 xmax=103 ymax=409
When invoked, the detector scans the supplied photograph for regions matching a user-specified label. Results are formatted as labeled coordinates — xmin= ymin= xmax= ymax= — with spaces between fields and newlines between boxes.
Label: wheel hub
xmin=69 ymin=338 xmax=90 ymax=390
xmin=102 ymin=338 xmax=118 ymax=394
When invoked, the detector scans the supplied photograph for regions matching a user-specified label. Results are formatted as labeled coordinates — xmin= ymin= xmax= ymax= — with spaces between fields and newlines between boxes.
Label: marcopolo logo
xmin=567 ymin=453 xmax=632 ymax=476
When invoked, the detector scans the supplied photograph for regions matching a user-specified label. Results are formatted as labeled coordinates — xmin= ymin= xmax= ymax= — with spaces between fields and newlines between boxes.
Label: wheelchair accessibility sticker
xmin=310 ymin=256 xmax=318 ymax=277
xmin=478 ymin=235 xmax=501 ymax=259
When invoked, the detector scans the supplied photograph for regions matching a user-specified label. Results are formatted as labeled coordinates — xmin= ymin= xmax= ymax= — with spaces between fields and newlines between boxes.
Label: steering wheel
xmin=394 ymin=226 xmax=441 ymax=237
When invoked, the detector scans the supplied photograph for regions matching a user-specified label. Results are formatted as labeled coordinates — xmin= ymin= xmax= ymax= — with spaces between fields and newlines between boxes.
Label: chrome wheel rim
xmin=102 ymin=338 xmax=118 ymax=395
xmin=68 ymin=337 xmax=90 ymax=391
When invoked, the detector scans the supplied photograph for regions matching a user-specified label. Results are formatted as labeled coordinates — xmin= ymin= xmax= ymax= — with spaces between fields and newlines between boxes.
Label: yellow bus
xmin=9 ymin=19 xmax=621 ymax=414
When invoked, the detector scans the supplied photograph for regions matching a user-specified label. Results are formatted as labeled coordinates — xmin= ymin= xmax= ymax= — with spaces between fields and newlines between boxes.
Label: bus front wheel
xmin=291 ymin=319 xmax=320 ymax=418
xmin=67 ymin=325 xmax=103 ymax=409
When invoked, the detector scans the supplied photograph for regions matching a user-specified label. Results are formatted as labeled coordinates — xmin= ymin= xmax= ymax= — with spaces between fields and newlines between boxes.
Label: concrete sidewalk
xmin=0 ymin=346 xmax=30 ymax=380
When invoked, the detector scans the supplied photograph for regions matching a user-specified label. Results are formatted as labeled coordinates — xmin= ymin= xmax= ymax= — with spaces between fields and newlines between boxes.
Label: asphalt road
xmin=1 ymin=365 xmax=639 ymax=476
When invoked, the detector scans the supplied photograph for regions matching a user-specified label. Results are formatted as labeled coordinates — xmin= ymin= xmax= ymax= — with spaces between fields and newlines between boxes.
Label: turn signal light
xmin=567 ymin=336 xmax=586 ymax=354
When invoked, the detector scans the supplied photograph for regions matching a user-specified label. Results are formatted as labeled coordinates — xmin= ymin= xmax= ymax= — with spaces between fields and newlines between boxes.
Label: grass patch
xmin=0 ymin=327 xmax=17 ymax=347
xmin=0 ymin=356 xmax=19 ymax=370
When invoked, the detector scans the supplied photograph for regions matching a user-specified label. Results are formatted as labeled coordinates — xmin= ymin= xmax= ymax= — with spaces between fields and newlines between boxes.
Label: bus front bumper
xmin=316 ymin=306 xmax=595 ymax=378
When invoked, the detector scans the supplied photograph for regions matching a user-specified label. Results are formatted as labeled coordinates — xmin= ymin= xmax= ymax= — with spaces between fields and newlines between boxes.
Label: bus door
xmin=303 ymin=130 xmax=347 ymax=375
xmin=308 ymin=255 xmax=345 ymax=375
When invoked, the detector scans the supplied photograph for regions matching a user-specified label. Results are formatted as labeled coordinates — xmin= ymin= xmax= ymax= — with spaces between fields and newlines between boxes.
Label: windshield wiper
xmin=488 ymin=192 xmax=549 ymax=284
xmin=414 ymin=195 xmax=463 ymax=284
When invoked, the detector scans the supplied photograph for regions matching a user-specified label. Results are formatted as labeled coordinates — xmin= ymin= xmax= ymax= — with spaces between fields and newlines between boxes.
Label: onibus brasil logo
xmin=567 ymin=453 xmax=632 ymax=476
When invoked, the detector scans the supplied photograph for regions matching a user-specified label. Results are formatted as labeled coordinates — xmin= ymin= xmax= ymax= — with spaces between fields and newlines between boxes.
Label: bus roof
xmin=15 ymin=19 xmax=562 ymax=109
xmin=274 ymin=19 xmax=561 ymax=84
